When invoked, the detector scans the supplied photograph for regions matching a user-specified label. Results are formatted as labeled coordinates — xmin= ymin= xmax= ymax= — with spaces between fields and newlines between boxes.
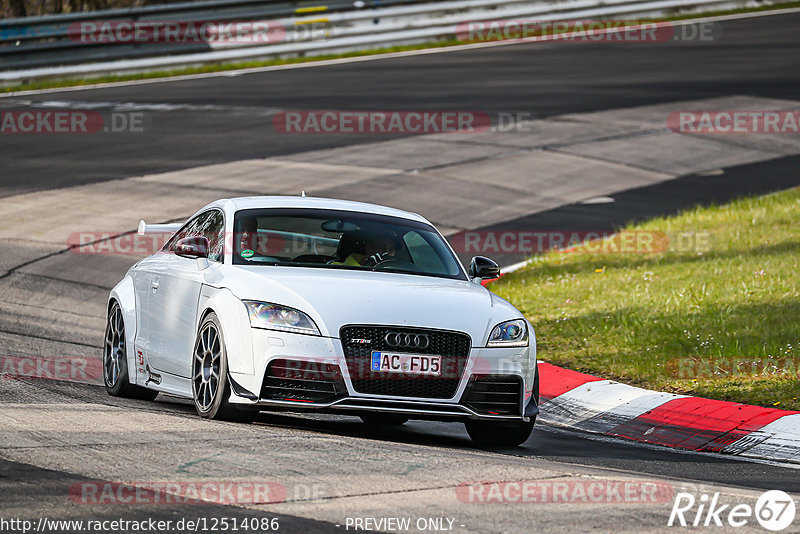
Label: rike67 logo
xmin=668 ymin=490 xmax=796 ymax=531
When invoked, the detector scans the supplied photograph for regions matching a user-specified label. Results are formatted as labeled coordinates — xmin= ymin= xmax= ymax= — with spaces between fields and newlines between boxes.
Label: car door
xmin=147 ymin=209 xmax=225 ymax=378
xmin=131 ymin=254 xmax=164 ymax=379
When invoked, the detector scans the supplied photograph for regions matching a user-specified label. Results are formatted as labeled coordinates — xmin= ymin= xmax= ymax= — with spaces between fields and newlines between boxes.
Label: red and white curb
xmin=537 ymin=362 xmax=800 ymax=464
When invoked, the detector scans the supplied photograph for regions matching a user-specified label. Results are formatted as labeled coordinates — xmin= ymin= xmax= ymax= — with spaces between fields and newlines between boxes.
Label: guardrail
xmin=0 ymin=0 xmax=433 ymax=69
xmin=0 ymin=0 xmax=789 ymax=85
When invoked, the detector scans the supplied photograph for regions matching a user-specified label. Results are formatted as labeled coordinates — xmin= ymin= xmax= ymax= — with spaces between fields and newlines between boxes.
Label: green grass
xmin=491 ymin=187 xmax=800 ymax=410
xmin=3 ymin=0 xmax=800 ymax=94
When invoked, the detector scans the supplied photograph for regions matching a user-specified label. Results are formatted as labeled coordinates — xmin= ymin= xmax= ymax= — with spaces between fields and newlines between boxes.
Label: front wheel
xmin=465 ymin=419 xmax=535 ymax=446
xmin=103 ymin=302 xmax=158 ymax=401
xmin=192 ymin=313 xmax=252 ymax=421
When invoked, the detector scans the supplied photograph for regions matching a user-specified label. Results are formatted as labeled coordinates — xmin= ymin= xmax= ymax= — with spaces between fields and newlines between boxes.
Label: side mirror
xmin=469 ymin=256 xmax=500 ymax=280
xmin=174 ymin=236 xmax=209 ymax=259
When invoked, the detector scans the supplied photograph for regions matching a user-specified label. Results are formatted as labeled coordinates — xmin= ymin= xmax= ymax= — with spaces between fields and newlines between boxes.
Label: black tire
xmin=360 ymin=414 xmax=409 ymax=426
xmin=465 ymin=419 xmax=535 ymax=446
xmin=104 ymin=302 xmax=159 ymax=401
xmin=192 ymin=313 xmax=252 ymax=421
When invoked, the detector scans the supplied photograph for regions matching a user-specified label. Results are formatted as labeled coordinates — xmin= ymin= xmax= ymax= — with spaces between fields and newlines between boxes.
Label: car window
xmin=165 ymin=210 xmax=225 ymax=262
xmin=403 ymin=231 xmax=450 ymax=274
xmin=231 ymin=208 xmax=465 ymax=280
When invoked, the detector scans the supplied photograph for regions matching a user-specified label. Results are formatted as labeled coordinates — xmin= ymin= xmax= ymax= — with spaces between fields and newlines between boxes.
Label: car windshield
xmin=232 ymin=208 xmax=465 ymax=280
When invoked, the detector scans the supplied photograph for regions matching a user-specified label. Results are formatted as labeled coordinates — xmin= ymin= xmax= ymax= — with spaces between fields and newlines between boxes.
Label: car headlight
xmin=243 ymin=301 xmax=320 ymax=336
xmin=487 ymin=319 xmax=528 ymax=347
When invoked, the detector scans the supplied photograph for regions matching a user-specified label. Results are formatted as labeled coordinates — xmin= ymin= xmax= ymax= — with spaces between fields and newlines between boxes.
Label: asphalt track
xmin=1 ymin=10 xmax=800 ymax=197
xmin=1 ymin=9 xmax=800 ymax=533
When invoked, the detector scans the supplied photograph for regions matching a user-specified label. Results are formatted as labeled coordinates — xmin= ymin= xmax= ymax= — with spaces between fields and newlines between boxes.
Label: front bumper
xmin=228 ymin=328 xmax=538 ymax=422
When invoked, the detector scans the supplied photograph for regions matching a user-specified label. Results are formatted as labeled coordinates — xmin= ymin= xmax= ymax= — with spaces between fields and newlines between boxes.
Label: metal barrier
xmin=0 ymin=0 xmax=786 ymax=84
xmin=0 ymin=0 xmax=432 ymax=69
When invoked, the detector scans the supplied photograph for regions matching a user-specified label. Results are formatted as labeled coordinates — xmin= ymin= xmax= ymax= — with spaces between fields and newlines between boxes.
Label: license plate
xmin=370 ymin=351 xmax=441 ymax=376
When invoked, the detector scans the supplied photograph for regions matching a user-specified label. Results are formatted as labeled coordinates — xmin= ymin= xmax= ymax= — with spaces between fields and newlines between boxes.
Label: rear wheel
xmin=192 ymin=313 xmax=253 ymax=421
xmin=360 ymin=414 xmax=409 ymax=426
xmin=104 ymin=302 xmax=158 ymax=401
xmin=465 ymin=419 xmax=535 ymax=446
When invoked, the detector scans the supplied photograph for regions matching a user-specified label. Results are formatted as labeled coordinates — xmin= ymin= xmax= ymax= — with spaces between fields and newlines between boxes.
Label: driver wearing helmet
xmin=333 ymin=232 xmax=398 ymax=267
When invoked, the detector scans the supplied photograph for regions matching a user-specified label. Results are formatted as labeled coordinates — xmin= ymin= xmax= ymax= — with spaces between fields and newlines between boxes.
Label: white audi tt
xmin=105 ymin=196 xmax=539 ymax=445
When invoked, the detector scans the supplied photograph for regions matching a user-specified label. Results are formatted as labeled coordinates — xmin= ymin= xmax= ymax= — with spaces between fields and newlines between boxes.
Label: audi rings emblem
xmin=385 ymin=332 xmax=429 ymax=349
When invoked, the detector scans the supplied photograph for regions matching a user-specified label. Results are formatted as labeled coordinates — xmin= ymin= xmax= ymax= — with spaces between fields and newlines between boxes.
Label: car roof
xmin=216 ymin=196 xmax=430 ymax=224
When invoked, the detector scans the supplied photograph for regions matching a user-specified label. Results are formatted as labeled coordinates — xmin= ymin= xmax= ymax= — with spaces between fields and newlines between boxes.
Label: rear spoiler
xmin=137 ymin=220 xmax=182 ymax=236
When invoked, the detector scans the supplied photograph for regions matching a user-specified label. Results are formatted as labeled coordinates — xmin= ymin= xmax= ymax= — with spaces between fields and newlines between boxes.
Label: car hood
xmin=221 ymin=265 xmax=522 ymax=343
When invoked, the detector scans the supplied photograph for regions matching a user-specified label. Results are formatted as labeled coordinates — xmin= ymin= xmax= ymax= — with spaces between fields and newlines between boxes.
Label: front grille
xmin=340 ymin=325 xmax=471 ymax=399
xmin=260 ymin=359 xmax=346 ymax=403
xmin=461 ymin=375 xmax=522 ymax=415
